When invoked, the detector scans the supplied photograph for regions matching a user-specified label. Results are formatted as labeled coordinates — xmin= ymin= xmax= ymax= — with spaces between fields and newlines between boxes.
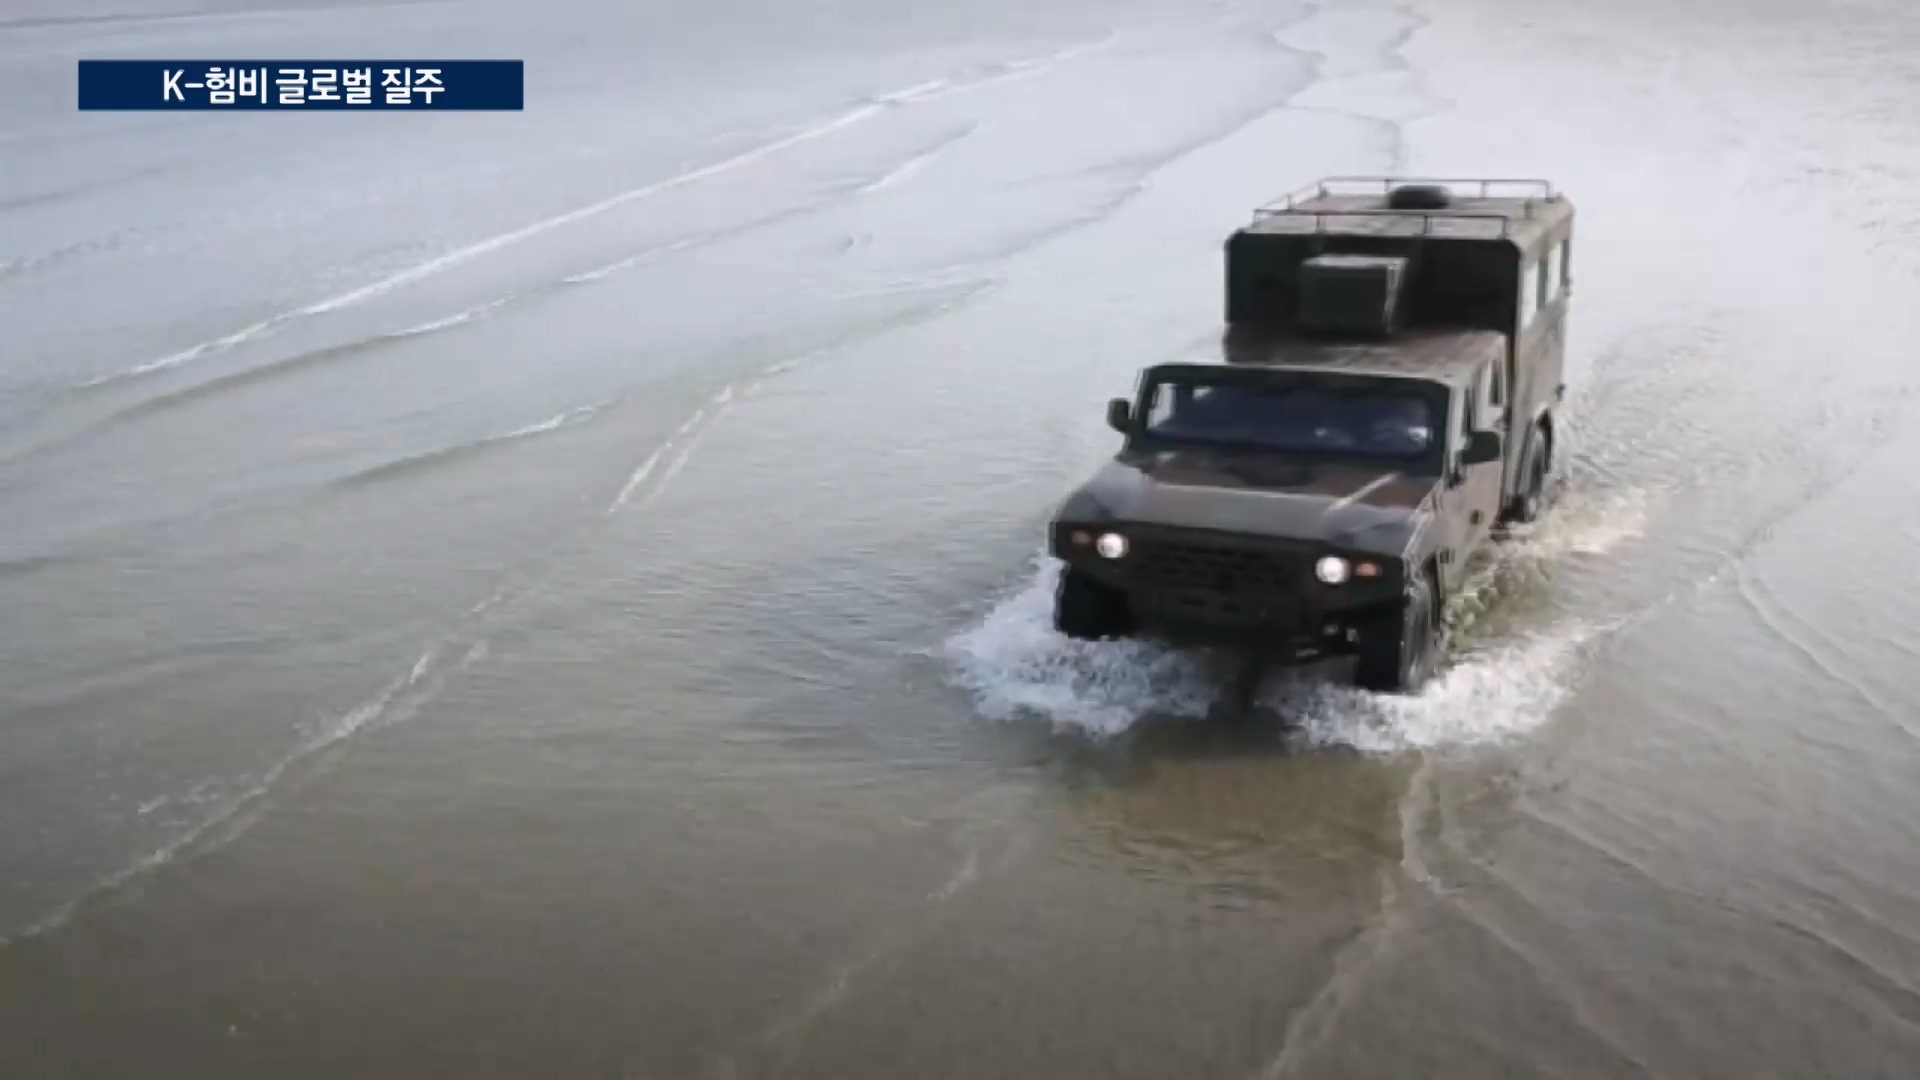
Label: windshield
xmin=1139 ymin=373 xmax=1441 ymax=462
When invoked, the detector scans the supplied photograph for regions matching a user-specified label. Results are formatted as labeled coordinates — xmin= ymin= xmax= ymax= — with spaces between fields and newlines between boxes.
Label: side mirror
xmin=1461 ymin=429 xmax=1503 ymax=465
xmin=1106 ymin=397 xmax=1132 ymax=434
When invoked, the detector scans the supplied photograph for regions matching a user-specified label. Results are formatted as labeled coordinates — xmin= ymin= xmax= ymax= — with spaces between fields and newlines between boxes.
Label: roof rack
xmin=1259 ymin=176 xmax=1558 ymax=212
xmin=1254 ymin=208 xmax=1523 ymax=239
xmin=1248 ymin=176 xmax=1559 ymax=240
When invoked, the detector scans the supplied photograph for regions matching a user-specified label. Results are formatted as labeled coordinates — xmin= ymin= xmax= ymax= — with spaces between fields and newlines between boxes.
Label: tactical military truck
xmin=1048 ymin=177 xmax=1574 ymax=694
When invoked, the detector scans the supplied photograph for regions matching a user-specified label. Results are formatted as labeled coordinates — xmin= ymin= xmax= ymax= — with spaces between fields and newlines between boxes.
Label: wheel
xmin=1354 ymin=570 xmax=1438 ymax=694
xmin=1506 ymin=428 xmax=1550 ymax=525
xmin=1054 ymin=566 xmax=1132 ymax=640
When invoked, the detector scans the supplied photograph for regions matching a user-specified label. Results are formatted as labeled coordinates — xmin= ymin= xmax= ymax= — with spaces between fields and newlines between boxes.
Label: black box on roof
xmin=1296 ymin=254 xmax=1407 ymax=337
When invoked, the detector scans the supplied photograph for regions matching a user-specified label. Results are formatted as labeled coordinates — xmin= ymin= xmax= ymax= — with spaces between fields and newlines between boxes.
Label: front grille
xmin=1133 ymin=538 xmax=1305 ymax=594
xmin=1126 ymin=533 xmax=1311 ymax=625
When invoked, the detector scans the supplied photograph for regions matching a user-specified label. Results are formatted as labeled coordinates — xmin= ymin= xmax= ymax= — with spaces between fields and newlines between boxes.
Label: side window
xmin=1145 ymin=383 xmax=1177 ymax=427
xmin=1488 ymin=358 xmax=1506 ymax=409
xmin=1543 ymin=243 xmax=1562 ymax=303
xmin=1519 ymin=260 xmax=1540 ymax=326
xmin=1559 ymin=238 xmax=1573 ymax=295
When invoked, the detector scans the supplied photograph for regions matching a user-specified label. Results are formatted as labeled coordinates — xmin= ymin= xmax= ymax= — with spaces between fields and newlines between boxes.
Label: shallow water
xmin=5 ymin=0 xmax=1920 ymax=1076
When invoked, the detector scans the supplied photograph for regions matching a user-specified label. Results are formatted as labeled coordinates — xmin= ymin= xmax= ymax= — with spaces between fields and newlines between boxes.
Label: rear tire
xmin=1054 ymin=567 xmax=1132 ymax=641
xmin=1354 ymin=570 xmax=1438 ymax=694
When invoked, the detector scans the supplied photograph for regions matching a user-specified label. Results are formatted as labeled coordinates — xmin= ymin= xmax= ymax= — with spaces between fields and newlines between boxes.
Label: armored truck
xmin=1048 ymin=177 xmax=1575 ymax=694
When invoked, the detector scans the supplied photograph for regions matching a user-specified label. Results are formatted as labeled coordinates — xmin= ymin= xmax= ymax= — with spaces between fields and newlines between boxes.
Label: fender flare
xmin=1403 ymin=509 xmax=1448 ymax=609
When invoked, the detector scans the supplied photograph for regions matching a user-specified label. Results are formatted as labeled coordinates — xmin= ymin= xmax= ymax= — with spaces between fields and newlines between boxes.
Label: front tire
xmin=1354 ymin=570 xmax=1438 ymax=694
xmin=1054 ymin=566 xmax=1132 ymax=641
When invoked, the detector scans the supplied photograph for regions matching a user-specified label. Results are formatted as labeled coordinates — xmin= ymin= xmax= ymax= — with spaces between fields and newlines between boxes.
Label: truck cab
xmin=1047 ymin=177 xmax=1575 ymax=694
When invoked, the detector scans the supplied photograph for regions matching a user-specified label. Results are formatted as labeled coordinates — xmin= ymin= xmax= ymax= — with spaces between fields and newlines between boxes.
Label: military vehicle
xmin=1048 ymin=177 xmax=1574 ymax=694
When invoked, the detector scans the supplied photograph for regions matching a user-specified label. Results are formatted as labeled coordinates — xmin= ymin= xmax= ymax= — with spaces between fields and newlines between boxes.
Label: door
xmin=1439 ymin=364 xmax=1505 ymax=584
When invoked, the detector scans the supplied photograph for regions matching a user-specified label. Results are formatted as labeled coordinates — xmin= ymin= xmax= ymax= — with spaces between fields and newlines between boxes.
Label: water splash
xmin=1266 ymin=625 xmax=1597 ymax=753
xmin=942 ymin=557 xmax=1221 ymax=737
xmin=942 ymin=484 xmax=1650 ymax=751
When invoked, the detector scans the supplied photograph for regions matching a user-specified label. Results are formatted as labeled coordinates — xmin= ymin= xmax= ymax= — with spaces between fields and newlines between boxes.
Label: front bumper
xmin=1054 ymin=522 xmax=1404 ymax=645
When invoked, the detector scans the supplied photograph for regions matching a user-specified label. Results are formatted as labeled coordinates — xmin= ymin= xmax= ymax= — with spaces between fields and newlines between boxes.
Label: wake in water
xmin=331 ymin=400 xmax=612 ymax=489
xmin=68 ymin=33 xmax=1116 ymax=391
xmin=941 ymin=484 xmax=1651 ymax=752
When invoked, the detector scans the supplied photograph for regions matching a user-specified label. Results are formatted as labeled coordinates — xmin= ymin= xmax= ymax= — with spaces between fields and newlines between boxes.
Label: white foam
xmin=406 ymin=649 xmax=436 ymax=685
xmin=858 ymin=145 xmax=943 ymax=194
xmin=84 ymin=320 xmax=277 ymax=384
xmin=500 ymin=402 xmax=605 ymax=440
xmin=391 ymin=297 xmax=514 ymax=337
xmin=654 ymin=439 xmax=700 ymax=495
xmin=1503 ymin=486 xmax=1655 ymax=560
xmin=1267 ymin=626 xmax=1595 ymax=754
xmin=561 ymin=236 xmax=704 ymax=285
xmin=942 ymin=557 xmax=1223 ymax=738
xmin=877 ymin=78 xmax=952 ymax=104
xmin=608 ymin=447 xmax=667 ymax=513
xmin=605 ymin=378 xmax=745 ymax=513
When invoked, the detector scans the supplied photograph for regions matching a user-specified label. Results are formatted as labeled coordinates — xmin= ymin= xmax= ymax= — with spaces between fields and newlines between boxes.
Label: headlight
xmin=1314 ymin=555 xmax=1350 ymax=585
xmin=1095 ymin=532 xmax=1128 ymax=559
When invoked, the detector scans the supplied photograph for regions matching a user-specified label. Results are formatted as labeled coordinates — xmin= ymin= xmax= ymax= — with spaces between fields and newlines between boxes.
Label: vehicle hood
xmin=1058 ymin=449 xmax=1436 ymax=556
